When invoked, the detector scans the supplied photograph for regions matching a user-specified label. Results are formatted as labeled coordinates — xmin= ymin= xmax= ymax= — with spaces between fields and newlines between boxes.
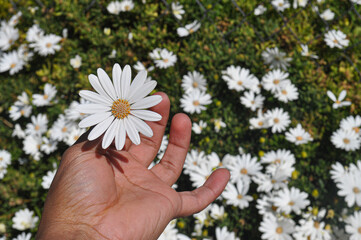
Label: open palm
xmin=36 ymin=93 xmax=230 ymax=240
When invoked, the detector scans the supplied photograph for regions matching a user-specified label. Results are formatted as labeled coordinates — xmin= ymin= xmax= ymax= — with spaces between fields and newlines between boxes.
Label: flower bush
xmin=0 ymin=0 xmax=361 ymax=239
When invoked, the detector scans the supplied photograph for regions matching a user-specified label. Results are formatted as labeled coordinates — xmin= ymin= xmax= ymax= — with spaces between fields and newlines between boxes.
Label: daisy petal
xmin=79 ymin=112 xmax=112 ymax=128
xmin=327 ymin=90 xmax=336 ymax=102
xmin=76 ymin=104 xmax=110 ymax=114
xmin=125 ymin=117 xmax=140 ymax=145
xmin=115 ymin=119 xmax=126 ymax=150
xmin=112 ymin=63 xmax=122 ymax=99
xmin=131 ymin=95 xmax=162 ymax=110
xmin=97 ymin=68 xmax=117 ymax=100
xmin=131 ymin=110 xmax=162 ymax=121
xmin=128 ymin=81 xmax=157 ymax=104
xmin=128 ymin=115 xmax=153 ymax=137
xmin=121 ymin=65 xmax=131 ymax=99
xmin=339 ymin=90 xmax=347 ymax=101
xmin=88 ymin=74 xmax=113 ymax=102
xmin=129 ymin=70 xmax=147 ymax=94
xmin=102 ymin=119 xmax=119 ymax=149
xmin=80 ymin=90 xmax=112 ymax=106
xmin=88 ymin=116 xmax=115 ymax=141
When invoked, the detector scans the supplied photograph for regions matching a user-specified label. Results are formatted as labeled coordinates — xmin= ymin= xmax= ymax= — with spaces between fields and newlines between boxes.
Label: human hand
xmin=36 ymin=92 xmax=230 ymax=240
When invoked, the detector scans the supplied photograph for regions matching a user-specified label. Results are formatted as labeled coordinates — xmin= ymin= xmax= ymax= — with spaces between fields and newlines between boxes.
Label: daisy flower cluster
xmin=107 ymin=0 xmax=134 ymax=14
xmin=0 ymin=12 xmax=63 ymax=75
xmin=331 ymin=115 xmax=361 ymax=151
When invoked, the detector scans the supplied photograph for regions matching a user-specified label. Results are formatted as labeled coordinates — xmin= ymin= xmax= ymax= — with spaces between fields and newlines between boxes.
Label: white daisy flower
xmin=40 ymin=137 xmax=58 ymax=154
xmin=345 ymin=211 xmax=361 ymax=240
xmin=254 ymin=5 xmax=267 ymax=15
xmin=210 ymin=203 xmax=226 ymax=221
xmin=294 ymin=217 xmax=331 ymax=240
xmin=324 ymin=29 xmax=349 ymax=49
xmin=70 ymin=54 xmax=82 ymax=69
xmin=0 ymin=23 xmax=19 ymax=51
xmin=177 ymin=20 xmax=201 ymax=37
xmin=12 ymin=123 xmax=26 ymax=139
xmin=261 ymin=149 xmax=296 ymax=166
xmin=331 ymin=128 xmax=360 ymax=151
xmin=65 ymin=98 xmax=88 ymax=121
xmin=250 ymin=109 xmax=270 ymax=129
xmin=192 ymin=120 xmax=207 ymax=134
xmin=9 ymin=92 xmax=32 ymax=121
xmin=18 ymin=44 xmax=34 ymax=62
xmin=351 ymin=0 xmax=361 ymax=4
xmin=41 ymin=169 xmax=57 ymax=189
xmin=189 ymin=162 xmax=214 ymax=187
xmin=184 ymin=149 xmax=207 ymax=174
xmin=0 ymin=50 xmax=25 ymax=75
xmin=265 ymin=108 xmax=291 ymax=133
xmin=300 ymin=44 xmax=318 ymax=59
xmin=64 ymin=126 xmax=86 ymax=146
xmin=180 ymin=89 xmax=212 ymax=114
xmin=12 ymin=232 xmax=32 ymax=240
xmin=30 ymin=34 xmax=62 ymax=56
xmin=293 ymin=0 xmax=308 ymax=9
xmin=181 ymin=71 xmax=207 ymax=93
xmin=262 ymin=47 xmax=292 ymax=70
xmin=330 ymin=162 xmax=347 ymax=183
xmin=32 ymin=83 xmax=57 ymax=106
xmin=215 ymin=226 xmax=240 ymax=240
xmin=214 ymin=118 xmax=226 ymax=133
xmin=222 ymin=65 xmax=260 ymax=92
xmin=149 ymin=48 xmax=177 ymax=69
xmin=133 ymin=61 xmax=154 ymax=72
xmin=77 ymin=64 xmax=162 ymax=150
xmin=158 ymin=220 xmax=179 ymax=240
xmin=275 ymin=81 xmax=299 ymax=103
xmin=262 ymin=69 xmax=291 ymax=93
xmin=8 ymin=12 xmax=22 ymax=27
xmin=240 ymin=91 xmax=265 ymax=111
xmin=327 ymin=90 xmax=351 ymax=109
xmin=107 ymin=1 xmax=122 ymax=15
xmin=273 ymin=187 xmax=310 ymax=214
xmin=228 ymin=153 xmax=262 ymax=183
xmin=0 ymin=150 xmax=11 ymax=168
xmin=340 ymin=115 xmax=361 ymax=135
xmin=12 ymin=208 xmax=39 ymax=231
xmin=285 ymin=124 xmax=313 ymax=145
xmin=259 ymin=215 xmax=295 ymax=240
xmin=337 ymin=171 xmax=361 ymax=207
xmin=320 ymin=9 xmax=335 ymax=21
xmin=25 ymin=114 xmax=48 ymax=137
xmin=23 ymin=135 xmax=43 ymax=161
xmin=222 ymin=178 xmax=253 ymax=209
xmin=49 ymin=114 xmax=76 ymax=141
xmin=256 ymin=194 xmax=277 ymax=217
xmin=272 ymin=0 xmax=291 ymax=12
xmin=120 ymin=0 xmax=134 ymax=12
xmin=171 ymin=2 xmax=185 ymax=20
xmin=26 ymin=24 xmax=44 ymax=43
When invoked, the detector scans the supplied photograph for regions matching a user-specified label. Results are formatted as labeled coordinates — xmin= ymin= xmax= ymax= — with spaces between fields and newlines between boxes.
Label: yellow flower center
xmin=74 ymin=135 xmax=79 ymax=141
xmin=61 ymin=127 xmax=67 ymax=133
xmin=46 ymin=43 xmax=52 ymax=48
xmin=358 ymin=227 xmax=361 ymax=234
xmin=43 ymin=94 xmax=48 ymax=100
xmin=353 ymin=127 xmax=360 ymax=133
xmin=296 ymin=136 xmax=303 ymax=141
xmin=251 ymin=100 xmax=255 ymax=105
xmin=10 ymin=63 xmax=16 ymax=68
xmin=189 ymin=28 xmax=194 ymax=34
xmin=333 ymin=39 xmax=339 ymax=44
xmin=192 ymin=82 xmax=199 ymax=88
xmin=273 ymin=79 xmax=280 ymax=85
xmin=336 ymin=100 xmax=341 ymax=104
xmin=20 ymin=109 xmax=25 ymax=115
xmin=288 ymin=201 xmax=295 ymax=206
xmin=343 ymin=138 xmax=350 ymax=144
xmin=35 ymin=125 xmax=40 ymax=131
xmin=237 ymin=194 xmax=243 ymax=199
xmin=193 ymin=100 xmax=200 ymax=106
xmin=281 ymin=90 xmax=287 ymax=95
xmin=276 ymin=227 xmax=283 ymax=234
xmin=0 ymin=157 xmax=2 ymax=161
xmin=258 ymin=121 xmax=264 ymax=126
xmin=125 ymin=5 xmax=130 ymax=11
xmin=279 ymin=3 xmax=283 ymax=7
xmin=111 ymin=99 xmax=131 ymax=119
xmin=353 ymin=187 xmax=360 ymax=194
xmin=314 ymin=221 xmax=320 ymax=229
xmin=240 ymin=168 xmax=248 ymax=174
xmin=274 ymin=118 xmax=280 ymax=124
xmin=163 ymin=59 xmax=169 ymax=63
xmin=237 ymin=80 xmax=243 ymax=86
xmin=274 ymin=159 xmax=281 ymax=164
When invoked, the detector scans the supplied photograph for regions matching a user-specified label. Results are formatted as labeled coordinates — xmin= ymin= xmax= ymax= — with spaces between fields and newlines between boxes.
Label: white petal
xmin=131 ymin=95 xmax=162 ymax=110
xmin=121 ymin=65 xmax=131 ymax=99
xmin=79 ymin=112 xmax=112 ymax=128
xmin=129 ymin=70 xmax=147 ymax=94
xmin=88 ymin=74 xmax=113 ymax=102
xmin=97 ymin=68 xmax=117 ymax=100
xmin=338 ymin=90 xmax=347 ymax=101
xmin=88 ymin=116 xmax=115 ymax=141
xmin=128 ymin=81 xmax=157 ymax=104
xmin=76 ymin=104 xmax=110 ymax=114
xmin=125 ymin=117 xmax=140 ymax=145
xmin=327 ymin=90 xmax=336 ymax=102
xmin=128 ymin=115 xmax=153 ymax=137
xmin=115 ymin=119 xmax=126 ymax=150
xmin=80 ymin=90 xmax=112 ymax=106
xmin=112 ymin=63 xmax=122 ymax=99
xmin=102 ymin=119 xmax=119 ymax=149
xmin=130 ymin=110 xmax=162 ymax=121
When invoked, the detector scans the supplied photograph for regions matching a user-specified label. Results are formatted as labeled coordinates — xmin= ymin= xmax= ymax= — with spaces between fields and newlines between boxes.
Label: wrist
xmin=36 ymin=221 xmax=99 ymax=240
